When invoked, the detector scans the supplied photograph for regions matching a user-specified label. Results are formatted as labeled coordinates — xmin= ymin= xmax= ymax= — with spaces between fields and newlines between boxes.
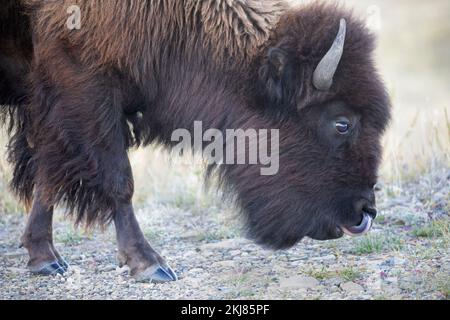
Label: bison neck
xmin=148 ymin=61 xmax=271 ymax=151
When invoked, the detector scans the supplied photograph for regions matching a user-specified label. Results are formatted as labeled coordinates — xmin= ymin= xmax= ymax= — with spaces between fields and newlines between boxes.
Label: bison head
xmin=221 ymin=4 xmax=391 ymax=249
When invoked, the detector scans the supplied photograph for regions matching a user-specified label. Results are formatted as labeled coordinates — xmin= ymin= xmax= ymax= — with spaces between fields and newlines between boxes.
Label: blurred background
xmin=0 ymin=0 xmax=449 ymax=212
xmin=342 ymin=0 xmax=450 ymax=183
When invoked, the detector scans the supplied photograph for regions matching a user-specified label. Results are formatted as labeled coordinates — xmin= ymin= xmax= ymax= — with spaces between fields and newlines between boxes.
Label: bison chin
xmin=218 ymin=161 xmax=377 ymax=250
xmin=218 ymin=164 xmax=346 ymax=249
xmin=239 ymin=198 xmax=345 ymax=250
xmin=238 ymin=194 xmax=374 ymax=250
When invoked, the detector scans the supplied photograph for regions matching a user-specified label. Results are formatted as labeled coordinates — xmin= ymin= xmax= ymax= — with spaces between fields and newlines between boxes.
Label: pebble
xmin=188 ymin=268 xmax=204 ymax=275
xmin=6 ymin=267 xmax=28 ymax=274
xmin=327 ymin=277 xmax=343 ymax=287
xmin=200 ymin=239 xmax=239 ymax=250
xmin=115 ymin=266 xmax=129 ymax=275
xmin=310 ymin=254 xmax=336 ymax=262
xmin=1 ymin=250 xmax=27 ymax=259
xmin=229 ymin=250 xmax=241 ymax=256
xmin=179 ymin=231 xmax=202 ymax=239
xmin=340 ymin=282 xmax=365 ymax=294
xmin=211 ymin=260 xmax=235 ymax=269
xmin=383 ymin=277 xmax=398 ymax=284
xmin=279 ymin=276 xmax=319 ymax=290
xmin=100 ymin=265 xmax=116 ymax=272
xmin=383 ymin=257 xmax=407 ymax=267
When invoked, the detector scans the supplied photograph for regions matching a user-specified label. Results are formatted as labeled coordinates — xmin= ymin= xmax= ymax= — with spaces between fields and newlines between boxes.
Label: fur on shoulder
xmin=197 ymin=0 xmax=288 ymax=61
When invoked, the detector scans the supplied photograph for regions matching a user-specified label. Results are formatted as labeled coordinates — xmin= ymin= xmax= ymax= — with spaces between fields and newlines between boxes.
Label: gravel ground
xmin=0 ymin=169 xmax=449 ymax=300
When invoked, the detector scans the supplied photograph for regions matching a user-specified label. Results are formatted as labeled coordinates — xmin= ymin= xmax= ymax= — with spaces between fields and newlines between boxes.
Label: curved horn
xmin=312 ymin=19 xmax=347 ymax=91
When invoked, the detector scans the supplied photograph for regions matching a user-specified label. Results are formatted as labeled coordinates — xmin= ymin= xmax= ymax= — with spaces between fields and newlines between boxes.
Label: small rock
xmin=212 ymin=260 xmax=235 ymax=269
xmin=310 ymin=254 xmax=336 ymax=262
xmin=179 ymin=231 xmax=201 ymax=240
xmin=100 ymin=265 xmax=116 ymax=272
xmin=366 ymin=259 xmax=386 ymax=268
xmin=188 ymin=278 xmax=202 ymax=288
xmin=115 ymin=265 xmax=130 ymax=275
xmin=200 ymin=239 xmax=238 ymax=250
xmin=70 ymin=255 xmax=80 ymax=261
xmin=327 ymin=277 xmax=343 ymax=287
xmin=340 ymin=281 xmax=364 ymax=294
xmin=431 ymin=193 xmax=444 ymax=203
xmin=188 ymin=268 xmax=204 ymax=275
xmin=329 ymin=286 xmax=341 ymax=293
xmin=6 ymin=267 xmax=28 ymax=274
xmin=229 ymin=250 xmax=241 ymax=256
xmin=2 ymin=250 xmax=27 ymax=259
xmin=382 ymin=257 xmax=406 ymax=267
xmin=279 ymin=276 xmax=319 ymax=290
xmin=383 ymin=277 xmax=398 ymax=284
xmin=393 ymin=219 xmax=406 ymax=226
xmin=183 ymin=250 xmax=197 ymax=259
xmin=287 ymin=255 xmax=307 ymax=261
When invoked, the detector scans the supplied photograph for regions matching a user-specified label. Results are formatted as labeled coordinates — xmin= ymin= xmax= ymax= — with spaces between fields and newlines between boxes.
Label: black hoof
xmin=58 ymin=258 xmax=70 ymax=272
xmin=29 ymin=261 xmax=66 ymax=276
xmin=134 ymin=265 xmax=178 ymax=283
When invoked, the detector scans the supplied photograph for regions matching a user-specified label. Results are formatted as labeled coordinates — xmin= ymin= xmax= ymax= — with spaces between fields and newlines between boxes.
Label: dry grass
xmin=0 ymin=136 xmax=23 ymax=214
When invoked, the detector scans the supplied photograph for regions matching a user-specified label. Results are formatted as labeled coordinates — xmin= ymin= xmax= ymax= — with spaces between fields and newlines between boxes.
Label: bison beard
xmin=0 ymin=1 xmax=390 ymax=281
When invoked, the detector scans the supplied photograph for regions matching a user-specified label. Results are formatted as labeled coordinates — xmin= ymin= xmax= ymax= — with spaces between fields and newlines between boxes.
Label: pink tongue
xmin=342 ymin=214 xmax=373 ymax=236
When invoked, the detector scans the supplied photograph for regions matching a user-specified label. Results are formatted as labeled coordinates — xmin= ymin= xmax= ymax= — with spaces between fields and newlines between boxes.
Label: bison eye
xmin=335 ymin=120 xmax=350 ymax=134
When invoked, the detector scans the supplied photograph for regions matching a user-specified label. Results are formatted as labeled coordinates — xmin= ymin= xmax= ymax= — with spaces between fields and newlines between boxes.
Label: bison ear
xmin=259 ymin=47 xmax=289 ymax=102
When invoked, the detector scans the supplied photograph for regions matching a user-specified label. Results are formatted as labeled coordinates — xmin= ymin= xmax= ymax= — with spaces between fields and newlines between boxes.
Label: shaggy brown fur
xmin=0 ymin=0 xmax=34 ymax=209
xmin=3 ymin=1 xmax=390 ymax=249
xmin=0 ymin=0 xmax=32 ymax=106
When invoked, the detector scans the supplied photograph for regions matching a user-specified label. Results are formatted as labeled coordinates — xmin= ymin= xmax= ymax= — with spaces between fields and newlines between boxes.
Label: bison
xmin=0 ymin=0 xmax=390 ymax=282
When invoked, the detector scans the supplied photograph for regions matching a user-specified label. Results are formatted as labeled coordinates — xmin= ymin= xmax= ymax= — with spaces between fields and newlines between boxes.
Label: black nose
xmin=354 ymin=189 xmax=377 ymax=219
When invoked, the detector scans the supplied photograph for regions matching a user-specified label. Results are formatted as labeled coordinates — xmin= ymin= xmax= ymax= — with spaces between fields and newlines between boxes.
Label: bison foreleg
xmin=113 ymin=202 xmax=177 ymax=283
xmin=20 ymin=192 xmax=68 ymax=275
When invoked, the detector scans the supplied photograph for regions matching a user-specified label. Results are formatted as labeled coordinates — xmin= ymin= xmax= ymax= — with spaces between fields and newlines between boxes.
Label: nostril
xmin=354 ymin=198 xmax=377 ymax=219
xmin=362 ymin=205 xmax=377 ymax=219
